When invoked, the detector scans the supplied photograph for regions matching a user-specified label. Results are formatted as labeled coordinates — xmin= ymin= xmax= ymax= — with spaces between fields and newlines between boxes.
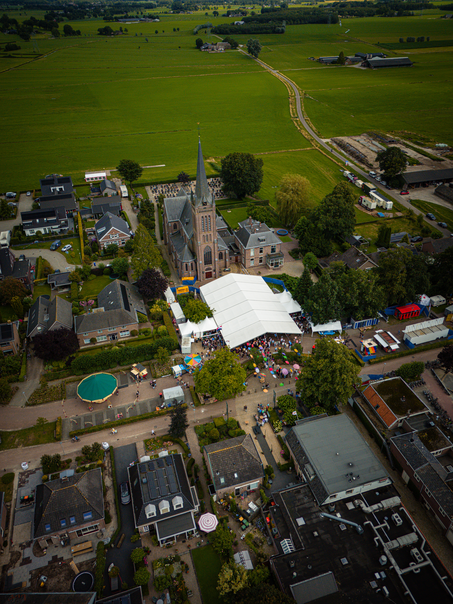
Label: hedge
xmin=189 ymin=386 xmax=201 ymax=407
xmin=55 ymin=417 xmax=62 ymax=441
xmin=35 ymin=256 xmax=43 ymax=280
xmin=162 ymin=311 xmax=178 ymax=341
xmin=186 ymin=458 xmax=195 ymax=476
xmin=94 ymin=542 xmax=106 ymax=597
xmin=77 ymin=212 xmax=84 ymax=262
xmin=368 ymin=339 xmax=452 ymax=364
xmin=109 ymin=446 xmax=122 ymax=544
xmin=18 ymin=353 xmax=27 ymax=382
xmin=70 ymin=336 xmax=178 ymax=374
xmin=277 ymin=435 xmax=290 ymax=461
xmin=69 ymin=408 xmax=169 ymax=437
xmin=122 ymin=211 xmax=132 ymax=228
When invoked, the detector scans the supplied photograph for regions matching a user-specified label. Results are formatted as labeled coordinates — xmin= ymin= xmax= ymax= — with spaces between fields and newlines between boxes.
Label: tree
xmin=36 ymin=417 xmax=48 ymax=428
xmin=33 ymin=328 xmax=80 ymax=362
xmin=178 ymin=171 xmax=190 ymax=183
xmin=111 ymin=257 xmax=129 ymax=279
xmin=303 ymin=252 xmax=318 ymax=272
xmin=116 ymin=159 xmax=143 ymax=186
xmin=183 ymin=298 xmax=212 ymax=323
xmin=0 ymin=378 xmax=12 ymax=404
xmin=51 ymin=27 xmax=60 ymax=37
xmin=104 ymin=243 xmax=119 ymax=257
xmin=246 ymin=38 xmax=261 ymax=58
xmin=196 ymin=37 xmax=203 ymax=48
xmin=194 ymin=348 xmax=246 ymax=400
xmin=376 ymin=146 xmax=407 ymax=179
xmin=337 ymin=50 xmax=346 ymax=65
xmin=315 ymin=182 xmax=356 ymax=242
xmin=304 ymin=272 xmax=342 ymax=325
xmin=136 ymin=268 xmax=168 ymax=300
xmin=293 ymin=269 xmax=312 ymax=308
xmin=130 ymin=547 xmax=146 ymax=564
xmin=296 ymin=338 xmax=360 ymax=413
xmin=430 ymin=247 xmax=453 ymax=297
xmin=276 ymin=174 xmax=311 ymax=227
xmin=237 ymin=583 xmax=295 ymax=604
xmin=377 ymin=247 xmax=412 ymax=306
xmin=376 ymin=223 xmax=391 ymax=248
xmin=217 ymin=561 xmax=248 ymax=597
xmin=10 ymin=296 xmax=24 ymax=318
xmin=131 ymin=224 xmax=162 ymax=279
xmin=0 ymin=277 xmax=27 ymax=305
xmin=438 ymin=344 xmax=453 ymax=374
xmin=168 ymin=402 xmax=189 ymax=438
xmin=134 ymin=567 xmax=151 ymax=587
xmin=221 ymin=152 xmax=263 ymax=199
xmin=212 ymin=523 xmax=234 ymax=560
xmin=395 ymin=361 xmax=425 ymax=382
xmin=404 ymin=254 xmax=430 ymax=302
xmin=294 ymin=216 xmax=332 ymax=258
xmin=337 ymin=270 xmax=386 ymax=320
xmin=155 ymin=347 xmax=170 ymax=365
xmin=64 ymin=23 xmax=75 ymax=36
xmin=223 ymin=35 xmax=238 ymax=48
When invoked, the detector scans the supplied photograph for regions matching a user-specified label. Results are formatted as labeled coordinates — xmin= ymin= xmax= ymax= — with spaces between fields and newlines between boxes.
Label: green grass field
xmin=1 ymin=9 xmax=453 ymax=205
xmin=191 ymin=544 xmax=222 ymax=604
xmin=409 ymin=199 xmax=453 ymax=231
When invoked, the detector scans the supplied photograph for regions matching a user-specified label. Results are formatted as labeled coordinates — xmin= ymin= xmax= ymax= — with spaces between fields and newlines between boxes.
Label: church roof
xmin=164 ymin=195 xmax=187 ymax=222
xmin=194 ymin=139 xmax=213 ymax=207
xmin=217 ymin=233 xmax=229 ymax=251
xmin=180 ymin=199 xmax=194 ymax=239
xmin=170 ymin=232 xmax=195 ymax=262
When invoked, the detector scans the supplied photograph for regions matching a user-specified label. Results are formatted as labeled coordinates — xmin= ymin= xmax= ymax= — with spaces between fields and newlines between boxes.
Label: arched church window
xmin=208 ymin=215 xmax=211 ymax=231
xmin=204 ymin=246 xmax=212 ymax=266
xmin=219 ymin=252 xmax=223 ymax=260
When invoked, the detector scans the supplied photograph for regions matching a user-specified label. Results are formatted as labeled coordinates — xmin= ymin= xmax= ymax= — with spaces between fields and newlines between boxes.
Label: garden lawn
xmin=191 ymin=544 xmax=223 ymax=604
xmin=354 ymin=216 xmax=426 ymax=246
xmin=0 ymin=422 xmax=57 ymax=451
xmin=220 ymin=207 xmax=249 ymax=230
xmin=409 ymin=199 xmax=453 ymax=232
xmin=33 ymin=283 xmax=52 ymax=301
xmin=0 ymin=474 xmax=14 ymax=503
xmin=79 ymin=275 xmax=112 ymax=298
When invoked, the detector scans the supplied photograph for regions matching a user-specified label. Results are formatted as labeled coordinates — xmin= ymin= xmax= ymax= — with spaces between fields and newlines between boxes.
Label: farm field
xmin=1 ymin=9 xmax=453 ymax=198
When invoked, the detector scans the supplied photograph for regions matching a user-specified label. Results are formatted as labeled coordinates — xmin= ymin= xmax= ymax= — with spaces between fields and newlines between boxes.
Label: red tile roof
xmin=363 ymin=385 xmax=398 ymax=428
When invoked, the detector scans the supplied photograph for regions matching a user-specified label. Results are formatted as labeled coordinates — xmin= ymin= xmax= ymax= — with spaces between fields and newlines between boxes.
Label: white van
xmin=120 ymin=185 xmax=128 ymax=198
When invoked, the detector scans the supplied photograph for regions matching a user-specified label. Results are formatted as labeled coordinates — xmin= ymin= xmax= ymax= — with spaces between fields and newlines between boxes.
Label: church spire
xmin=194 ymin=138 xmax=211 ymax=206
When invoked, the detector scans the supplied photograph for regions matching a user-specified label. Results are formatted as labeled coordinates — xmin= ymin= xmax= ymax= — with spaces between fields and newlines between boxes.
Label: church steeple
xmin=194 ymin=138 xmax=212 ymax=206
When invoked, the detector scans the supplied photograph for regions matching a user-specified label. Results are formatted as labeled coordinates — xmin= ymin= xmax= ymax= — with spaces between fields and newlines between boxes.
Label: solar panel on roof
xmin=148 ymin=461 xmax=155 ymax=471
xmin=157 ymin=458 xmax=165 ymax=468
xmin=165 ymin=456 xmax=173 ymax=466
xmin=149 ymin=484 xmax=158 ymax=499
xmin=169 ymin=478 xmax=178 ymax=493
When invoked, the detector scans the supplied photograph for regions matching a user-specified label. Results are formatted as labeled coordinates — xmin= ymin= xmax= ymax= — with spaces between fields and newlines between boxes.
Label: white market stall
xmin=162 ymin=385 xmax=185 ymax=406
xmin=179 ymin=318 xmax=218 ymax=339
xmin=170 ymin=302 xmax=186 ymax=324
xmin=309 ymin=320 xmax=342 ymax=336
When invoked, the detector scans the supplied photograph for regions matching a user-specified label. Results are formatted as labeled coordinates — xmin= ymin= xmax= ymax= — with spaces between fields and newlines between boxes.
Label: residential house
xmin=97 ymin=587 xmax=143 ymax=604
xmin=319 ymin=246 xmax=378 ymax=271
xmin=204 ymin=434 xmax=263 ymax=499
xmin=234 ymin=218 xmax=284 ymax=270
xmin=360 ymin=377 xmax=428 ymax=430
xmin=74 ymin=279 xmax=146 ymax=346
xmin=38 ymin=175 xmax=77 ymax=214
xmin=27 ymin=295 xmax=73 ymax=338
xmin=91 ymin=200 xmax=122 ymax=219
xmin=21 ymin=207 xmax=69 ymax=236
xmin=390 ymin=432 xmax=453 ymax=542
xmin=422 ymin=237 xmax=453 ymax=256
xmin=47 ymin=271 xmax=72 ymax=291
xmin=100 ymin=179 xmax=118 ymax=197
xmin=285 ymin=414 xmax=391 ymax=505
xmin=162 ymin=140 xmax=230 ymax=281
xmin=0 ymin=322 xmax=21 ymax=354
xmin=95 ymin=212 xmax=131 ymax=250
xmin=128 ymin=453 xmax=199 ymax=545
xmin=33 ymin=468 xmax=105 ymax=547
xmin=0 ymin=248 xmax=33 ymax=292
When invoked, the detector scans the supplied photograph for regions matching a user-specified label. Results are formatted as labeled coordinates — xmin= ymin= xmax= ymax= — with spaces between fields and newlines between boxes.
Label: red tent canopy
xmin=395 ymin=304 xmax=420 ymax=320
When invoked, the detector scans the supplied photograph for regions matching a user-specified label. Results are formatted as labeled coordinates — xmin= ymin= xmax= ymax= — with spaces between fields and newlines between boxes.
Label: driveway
xmin=20 ymin=248 xmax=79 ymax=272
xmin=104 ymin=443 xmax=140 ymax=596
xmin=0 ymin=193 xmax=34 ymax=231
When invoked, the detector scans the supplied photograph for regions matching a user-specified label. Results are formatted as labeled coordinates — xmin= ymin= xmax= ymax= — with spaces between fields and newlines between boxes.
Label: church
xmin=162 ymin=140 xmax=231 ymax=282
xmin=162 ymin=140 xmax=284 ymax=283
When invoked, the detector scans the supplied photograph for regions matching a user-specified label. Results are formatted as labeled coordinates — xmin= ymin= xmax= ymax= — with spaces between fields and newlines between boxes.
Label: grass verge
xmin=191 ymin=544 xmax=223 ymax=604
xmin=0 ymin=422 xmax=57 ymax=451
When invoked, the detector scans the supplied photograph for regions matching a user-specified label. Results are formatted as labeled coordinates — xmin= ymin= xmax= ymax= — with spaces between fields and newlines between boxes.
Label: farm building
xmin=435 ymin=183 xmax=453 ymax=203
xmin=364 ymin=57 xmax=413 ymax=69
xmin=404 ymin=168 xmax=453 ymax=188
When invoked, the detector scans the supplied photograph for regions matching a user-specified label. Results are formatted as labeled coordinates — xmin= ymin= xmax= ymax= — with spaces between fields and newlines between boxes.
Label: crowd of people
xmin=149 ymin=177 xmax=225 ymax=202
xmin=292 ymin=313 xmax=312 ymax=335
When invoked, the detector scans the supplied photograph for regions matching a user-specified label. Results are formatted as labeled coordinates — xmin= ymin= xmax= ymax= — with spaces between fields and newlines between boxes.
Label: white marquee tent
xmin=275 ymin=290 xmax=302 ymax=315
xmin=309 ymin=319 xmax=342 ymax=336
xmin=200 ymin=274 xmax=302 ymax=349
xmin=179 ymin=317 xmax=218 ymax=339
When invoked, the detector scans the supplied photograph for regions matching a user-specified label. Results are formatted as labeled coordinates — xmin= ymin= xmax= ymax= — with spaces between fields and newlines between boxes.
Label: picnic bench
xmin=71 ymin=541 xmax=93 ymax=556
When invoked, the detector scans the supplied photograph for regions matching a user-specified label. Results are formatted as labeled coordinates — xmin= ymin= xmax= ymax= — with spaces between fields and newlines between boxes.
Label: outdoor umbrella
xmin=293 ymin=364 xmax=300 ymax=370
xmin=281 ymin=368 xmax=289 ymax=376
xmin=184 ymin=354 xmax=202 ymax=367
xmin=198 ymin=512 xmax=219 ymax=533
xmin=77 ymin=373 xmax=118 ymax=404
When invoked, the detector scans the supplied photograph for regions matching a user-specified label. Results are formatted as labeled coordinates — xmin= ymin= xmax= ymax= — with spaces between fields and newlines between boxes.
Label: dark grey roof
xmin=40 ymin=175 xmax=73 ymax=196
xmin=27 ymin=295 xmax=73 ymax=338
xmin=128 ymin=453 xmax=196 ymax=528
xmin=403 ymin=168 xmax=453 ymax=185
xmin=33 ymin=469 xmax=104 ymax=538
xmin=97 ymin=587 xmax=143 ymax=604
xmin=235 ymin=218 xmax=281 ymax=249
xmin=205 ymin=434 xmax=263 ymax=491
xmin=179 ymin=199 xmax=194 ymax=239
xmin=75 ymin=309 xmax=136 ymax=334
xmin=422 ymin=237 xmax=453 ymax=255
xmin=47 ymin=272 xmax=71 ymax=287
xmin=39 ymin=195 xmax=76 ymax=211
xmin=92 ymin=201 xmax=121 ymax=216
xmin=194 ymin=139 xmax=213 ymax=206
xmin=435 ymin=184 xmax=453 ymax=202
xmin=0 ymin=322 xmax=14 ymax=343
xmin=391 ymin=433 xmax=453 ymax=516
xmin=0 ymin=248 xmax=14 ymax=277
xmin=320 ymin=246 xmax=376 ymax=270
xmin=100 ymin=178 xmax=117 ymax=193
xmin=97 ymin=279 xmax=146 ymax=318
xmin=156 ymin=510 xmax=195 ymax=539
xmin=170 ymin=232 xmax=195 ymax=262
xmin=164 ymin=195 xmax=187 ymax=222
xmin=0 ymin=595 xmax=96 ymax=604
xmin=355 ymin=51 xmax=384 ymax=58
xmin=217 ymin=233 xmax=229 ymax=252
xmin=22 ymin=208 xmax=57 ymax=222
xmin=216 ymin=214 xmax=229 ymax=231
xmin=390 ymin=232 xmax=408 ymax=244
xmin=366 ymin=57 xmax=412 ymax=68
xmin=95 ymin=212 xmax=130 ymax=238
xmin=12 ymin=257 xmax=31 ymax=280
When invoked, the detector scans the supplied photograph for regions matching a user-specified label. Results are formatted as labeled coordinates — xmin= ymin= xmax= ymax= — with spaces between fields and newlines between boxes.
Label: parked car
xmin=386 ymin=184 xmax=392 ymax=190
xmin=411 ymin=236 xmax=423 ymax=243
xmin=369 ymin=171 xmax=377 ymax=178
xmin=438 ymin=222 xmax=448 ymax=228
xmin=426 ymin=213 xmax=436 ymax=221
xmin=26 ymin=191 xmax=31 ymax=196
xmin=50 ymin=240 xmax=61 ymax=250
xmin=400 ymin=190 xmax=409 ymax=195
xmin=61 ymin=244 xmax=72 ymax=252
xmin=5 ymin=192 xmax=16 ymax=199
xmin=120 ymin=481 xmax=131 ymax=505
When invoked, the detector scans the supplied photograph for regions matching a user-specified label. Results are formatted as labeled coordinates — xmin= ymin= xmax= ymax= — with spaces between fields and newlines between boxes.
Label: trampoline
xmin=276 ymin=229 xmax=288 ymax=236
xmin=72 ymin=571 xmax=94 ymax=592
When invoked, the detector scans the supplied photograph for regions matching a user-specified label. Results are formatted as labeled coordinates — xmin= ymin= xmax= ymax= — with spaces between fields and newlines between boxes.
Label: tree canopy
xmin=211 ymin=523 xmax=234 ymax=560
xmin=0 ymin=277 xmax=27 ymax=305
xmin=217 ymin=561 xmax=248 ymax=597
xmin=33 ymin=328 xmax=80 ymax=362
xmin=136 ymin=268 xmax=168 ymax=300
xmin=194 ymin=347 xmax=246 ymax=400
xmin=131 ymin=224 xmax=162 ymax=279
xmin=168 ymin=402 xmax=189 ymax=438
xmin=438 ymin=344 xmax=453 ymax=374
xmin=220 ymin=152 xmax=264 ymax=199
xmin=376 ymin=146 xmax=407 ymax=179
xmin=294 ymin=217 xmax=332 ymax=258
xmin=377 ymin=247 xmax=430 ymax=306
xmin=296 ymin=338 xmax=360 ymax=413
xmin=314 ymin=182 xmax=356 ymax=242
xmin=183 ymin=298 xmax=212 ymax=323
xmin=293 ymin=268 xmax=313 ymax=308
xmin=111 ymin=257 xmax=129 ymax=279
xmin=430 ymin=246 xmax=453 ymax=297
xmin=276 ymin=173 xmax=311 ymax=227
xmin=116 ymin=159 xmax=143 ymax=185
xmin=304 ymin=272 xmax=342 ymax=325
xmin=246 ymin=38 xmax=262 ymax=58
